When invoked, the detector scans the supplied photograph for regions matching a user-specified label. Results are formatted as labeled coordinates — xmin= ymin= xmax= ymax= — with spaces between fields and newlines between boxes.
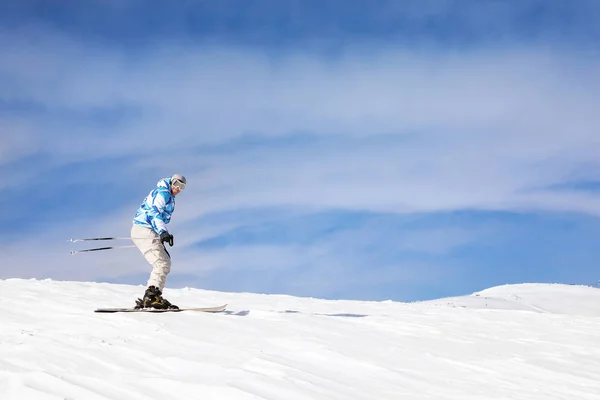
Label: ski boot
xmin=134 ymin=286 xmax=179 ymax=310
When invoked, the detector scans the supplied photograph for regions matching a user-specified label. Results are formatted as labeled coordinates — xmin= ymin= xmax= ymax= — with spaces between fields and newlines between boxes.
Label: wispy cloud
xmin=4 ymin=32 xmax=599 ymax=211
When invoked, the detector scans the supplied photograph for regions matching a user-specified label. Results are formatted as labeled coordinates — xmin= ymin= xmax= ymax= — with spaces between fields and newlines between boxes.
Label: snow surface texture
xmin=1 ymin=279 xmax=600 ymax=400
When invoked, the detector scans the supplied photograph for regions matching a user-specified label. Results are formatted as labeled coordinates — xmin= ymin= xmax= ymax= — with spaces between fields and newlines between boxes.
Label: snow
xmin=1 ymin=279 xmax=600 ymax=400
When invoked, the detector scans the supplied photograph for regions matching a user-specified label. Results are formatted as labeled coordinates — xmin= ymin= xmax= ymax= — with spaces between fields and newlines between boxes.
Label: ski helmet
xmin=171 ymin=174 xmax=186 ymax=190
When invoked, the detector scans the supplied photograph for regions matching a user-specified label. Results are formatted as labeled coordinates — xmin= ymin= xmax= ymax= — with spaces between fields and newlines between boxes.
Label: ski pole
xmin=70 ymin=245 xmax=136 ymax=255
xmin=69 ymin=237 xmax=148 ymax=242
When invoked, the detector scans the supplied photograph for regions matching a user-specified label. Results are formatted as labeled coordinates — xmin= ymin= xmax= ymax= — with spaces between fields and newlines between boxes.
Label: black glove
xmin=159 ymin=231 xmax=174 ymax=247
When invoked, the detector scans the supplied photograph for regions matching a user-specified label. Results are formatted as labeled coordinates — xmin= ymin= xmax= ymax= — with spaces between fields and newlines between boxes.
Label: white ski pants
xmin=131 ymin=224 xmax=171 ymax=292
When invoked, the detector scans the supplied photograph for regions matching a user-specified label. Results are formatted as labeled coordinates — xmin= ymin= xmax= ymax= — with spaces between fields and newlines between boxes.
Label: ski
xmin=94 ymin=304 xmax=227 ymax=313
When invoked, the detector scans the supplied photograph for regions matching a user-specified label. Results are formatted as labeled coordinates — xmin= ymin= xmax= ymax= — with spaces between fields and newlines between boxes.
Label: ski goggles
xmin=172 ymin=179 xmax=186 ymax=190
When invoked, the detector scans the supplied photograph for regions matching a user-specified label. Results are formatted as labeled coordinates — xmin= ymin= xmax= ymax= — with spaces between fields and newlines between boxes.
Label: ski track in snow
xmin=1 ymin=279 xmax=600 ymax=400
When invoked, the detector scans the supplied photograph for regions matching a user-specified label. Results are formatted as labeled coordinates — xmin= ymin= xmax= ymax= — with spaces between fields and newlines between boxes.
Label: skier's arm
xmin=147 ymin=191 xmax=170 ymax=234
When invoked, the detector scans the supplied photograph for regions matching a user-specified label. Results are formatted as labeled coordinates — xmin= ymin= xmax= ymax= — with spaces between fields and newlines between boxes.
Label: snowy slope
xmin=1 ymin=279 xmax=600 ymax=400
xmin=418 ymin=283 xmax=600 ymax=316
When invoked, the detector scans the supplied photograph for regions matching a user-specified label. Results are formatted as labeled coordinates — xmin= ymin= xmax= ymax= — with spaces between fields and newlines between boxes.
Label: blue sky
xmin=1 ymin=1 xmax=600 ymax=302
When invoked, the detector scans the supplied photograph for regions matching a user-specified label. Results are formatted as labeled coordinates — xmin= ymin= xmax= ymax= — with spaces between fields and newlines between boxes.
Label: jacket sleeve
xmin=148 ymin=190 xmax=170 ymax=234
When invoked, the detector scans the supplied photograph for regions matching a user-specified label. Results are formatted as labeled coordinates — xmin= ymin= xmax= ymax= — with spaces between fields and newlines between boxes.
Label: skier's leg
xmin=131 ymin=224 xmax=172 ymax=291
xmin=146 ymin=251 xmax=171 ymax=292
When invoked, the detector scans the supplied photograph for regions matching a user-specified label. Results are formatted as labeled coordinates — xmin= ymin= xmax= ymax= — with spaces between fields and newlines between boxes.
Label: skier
xmin=131 ymin=174 xmax=186 ymax=309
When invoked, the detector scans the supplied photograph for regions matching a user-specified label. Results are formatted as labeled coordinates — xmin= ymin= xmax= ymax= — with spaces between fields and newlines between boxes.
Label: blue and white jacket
xmin=133 ymin=177 xmax=176 ymax=234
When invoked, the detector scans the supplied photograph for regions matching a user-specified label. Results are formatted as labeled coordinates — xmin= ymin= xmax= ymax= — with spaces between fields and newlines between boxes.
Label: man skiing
xmin=131 ymin=174 xmax=186 ymax=309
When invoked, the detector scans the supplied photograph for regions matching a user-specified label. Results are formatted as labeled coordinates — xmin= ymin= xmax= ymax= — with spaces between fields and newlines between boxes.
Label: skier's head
xmin=171 ymin=174 xmax=186 ymax=195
